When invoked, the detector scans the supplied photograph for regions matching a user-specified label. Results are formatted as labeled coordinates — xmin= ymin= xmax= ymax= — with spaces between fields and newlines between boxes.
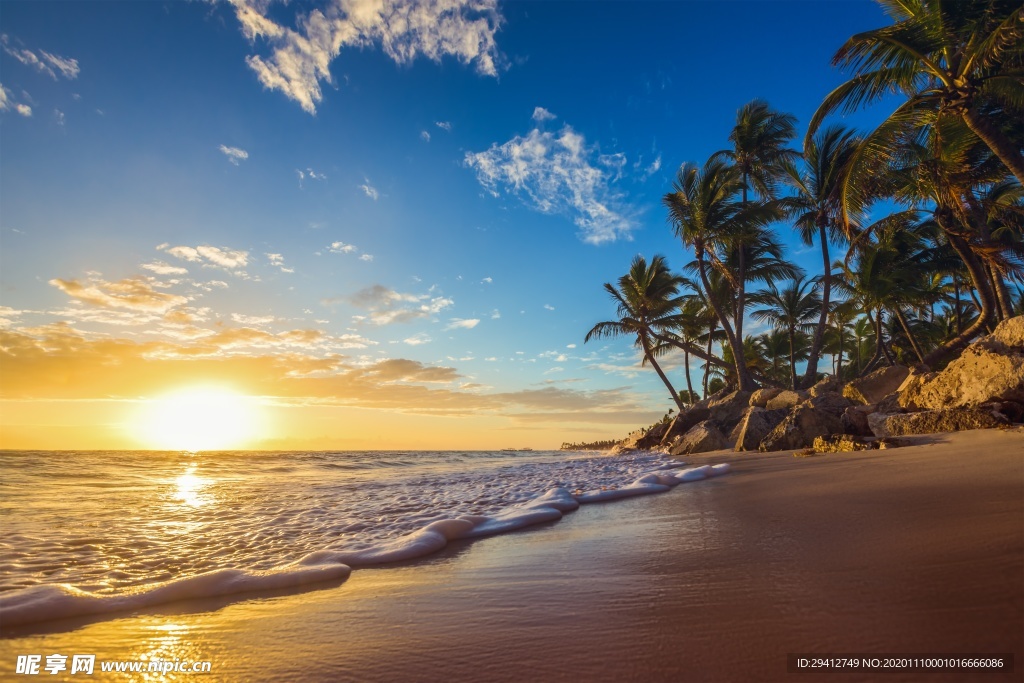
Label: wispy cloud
xmin=296 ymin=167 xmax=326 ymax=187
xmin=141 ymin=261 xmax=189 ymax=276
xmin=158 ymin=244 xmax=250 ymax=276
xmin=420 ymin=130 xmax=431 ymax=142
xmin=481 ymin=277 xmax=493 ymax=284
xmin=359 ymin=181 xmax=379 ymax=201
xmin=403 ymin=332 xmax=432 ymax=346
xmin=230 ymin=0 xmax=504 ymax=114
xmin=0 ymin=83 xmax=32 ymax=117
xmin=435 ymin=121 xmax=452 ymax=131
xmin=266 ymin=253 xmax=294 ymax=273
xmin=49 ymin=275 xmax=188 ymax=313
xmin=219 ymin=144 xmax=249 ymax=165
xmin=347 ymin=284 xmax=453 ymax=325
xmin=2 ymin=36 xmax=79 ymax=80
xmin=359 ymin=254 xmax=374 ymax=262
xmin=445 ymin=318 xmax=479 ymax=330
xmin=531 ymin=106 xmax=556 ymax=122
xmin=543 ymin=304 xmax=555 ymax=311
xmin=465 ymin=118 xmax=636 ymax=244
xmin=328 ymin=241 xmax=357 ymax=254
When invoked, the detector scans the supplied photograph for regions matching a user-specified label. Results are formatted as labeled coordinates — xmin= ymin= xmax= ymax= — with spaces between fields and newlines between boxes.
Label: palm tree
xmin=807 ymin=0 xmax=1024 ymax=186
xmin=585 ymin=255 xmax=687 ymax=411
xmin=663 ymin=158 xmax=780 ymax=391
xmin=750 ymin=275 xmax=822 ymax=389
xmin=780 ymin=124 xmax=861 ymax=387
xmin=712 ymin=100 xmax=799 ymax=352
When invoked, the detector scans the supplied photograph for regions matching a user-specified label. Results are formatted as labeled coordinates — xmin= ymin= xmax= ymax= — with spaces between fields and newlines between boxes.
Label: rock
xmin=841 ymin=406 xmax=874 ymax=437
xmin=734 ymin=407 xmax=788 ymax=452
xmin=812 ymin=434 xmax=873 ymax=452
xmin=668 ymin=420 xmax=728 ymax=456
xmin=707 ymin=390 xmax=753 ymax=431
xmin=749 ymin=387 xmax=782 ymax=408
xmin=808 ymin=375 xmax=842 ymax=397
xmin=806 ymin=392 xmax=854 ymax=417
xmin=765 ymin=390 xmax=807 ymax=411
xmin=989 ymin=315 xmax=1024 ymax=350
xmin=659 ymin=407 xmax=712 ymax=446
xmin=843 ymin=365 xmax=910 ymax=405
xmin=875 ymin=392 xmax=903 ymax=415
xmin=759 ymin=404 xmax=843 ymax=452
xmin=995 ymin=401 xmax=1024 ymax=423
xmin=632 ymin=422 xmax=668 ymax=449
xmin=868 ymin=408 xmax=1007 ymax=437
xmin=897 ymin=332 xmax=1024 ymax=410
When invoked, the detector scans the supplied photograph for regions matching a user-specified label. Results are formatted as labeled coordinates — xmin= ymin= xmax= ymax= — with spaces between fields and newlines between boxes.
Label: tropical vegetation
xmin=585 ymin=0 xmax=1023 ymax=409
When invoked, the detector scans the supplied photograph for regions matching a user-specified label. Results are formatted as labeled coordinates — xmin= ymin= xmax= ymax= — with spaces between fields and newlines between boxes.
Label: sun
xmin=135 ymin=387 xmax=263 ymax=451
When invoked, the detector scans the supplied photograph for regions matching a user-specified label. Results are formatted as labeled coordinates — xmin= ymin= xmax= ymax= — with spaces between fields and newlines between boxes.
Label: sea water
xmin=0 ymin=449 xmax=728 ymax=626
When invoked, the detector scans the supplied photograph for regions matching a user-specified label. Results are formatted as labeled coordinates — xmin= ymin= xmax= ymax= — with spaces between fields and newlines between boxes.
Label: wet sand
xmin=2 ymin=429 xmax=1021 ymax=682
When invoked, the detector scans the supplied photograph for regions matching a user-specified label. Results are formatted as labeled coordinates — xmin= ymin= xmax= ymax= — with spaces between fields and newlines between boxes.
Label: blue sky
xmin=0 ymin=1 xmax=892 ymax=450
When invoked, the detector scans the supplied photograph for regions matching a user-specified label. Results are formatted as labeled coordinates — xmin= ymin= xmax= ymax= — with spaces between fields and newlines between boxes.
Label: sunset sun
xmin=136 ymin=387 xmax=262 ymax=451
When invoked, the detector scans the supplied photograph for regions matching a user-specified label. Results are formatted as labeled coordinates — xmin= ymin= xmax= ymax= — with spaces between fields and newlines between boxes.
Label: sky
xmin=0 ymin=0 xmax=893 ymax=451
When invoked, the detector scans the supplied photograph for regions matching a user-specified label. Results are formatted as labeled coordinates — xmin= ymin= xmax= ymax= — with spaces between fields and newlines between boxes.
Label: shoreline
xmin=1 ymin=429 xmax=1021 ymax=682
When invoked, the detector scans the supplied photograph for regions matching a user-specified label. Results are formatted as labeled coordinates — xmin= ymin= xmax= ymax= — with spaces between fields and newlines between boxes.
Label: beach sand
xmin=2 ymin=429 xmax=1021 ymax=682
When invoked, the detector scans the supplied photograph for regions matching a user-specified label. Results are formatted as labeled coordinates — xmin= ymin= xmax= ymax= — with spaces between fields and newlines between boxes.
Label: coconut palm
xmin=750 ymin=275 xmax=822 ymax=389
xmin=585 ymin=255 xmax=687 ymax=411
xmin=663 ymin=157 xmax=781 ymax=390
xmin=780 ymin=124 xmax=862 ymax=387
xmin=807 ymin=0 xmax=1024 ymax=186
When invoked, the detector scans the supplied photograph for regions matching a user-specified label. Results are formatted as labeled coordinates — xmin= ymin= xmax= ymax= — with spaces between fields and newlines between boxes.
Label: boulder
xmin=765 ymin=390 xmax=808 ymax=411
xmin=707 ymin=390 xmax=753 ymax=431
xmin=808 ymin=375 xmax=843 ymax=397
xmin=868 ymin=407 xmax=1007 ymax=437
xmin=841 ymin=406 xmax=874 ymax=437
xmin=631 ymin=422 xmax=669 ymax=450
xmin=806 ymin=392 xmax=854 ymax=417
xmin=897 ymin=331 xmax=1024 ymax=410
xmin=749 ymin=387 xmax=783 ymax=408
xmin=812 ymin=434 xmax=906 ymax=453
xmin=843 ymin=365 xmax=910 ymax=405
xmin=668 ymin=420 xmax=728 ymax=456
xmin=759 ymin=404 xmax=843 ymax=452
xmin=734 ymin=407 xmax=788 ymax=452
xmin=659 ymin=407 xmax=712 ymax=446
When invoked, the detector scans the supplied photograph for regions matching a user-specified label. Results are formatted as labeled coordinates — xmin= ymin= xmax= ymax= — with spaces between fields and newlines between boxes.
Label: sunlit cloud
xmin=266 ymin=252 xmax=294 ymax=273
xmin=403 ymin=332 xmax=432 ymax=346
xmin=1 ymin=36 xmax=79 ymax=80
xmin=445 ymin=318 xmax=479 ymax=330
xmin=219 ymin=144 xmax=249 ymax=165
xmin=230 ymin=0 xmax=504 ymax=114
xmin=347 ymin=284 xmax=453 ymax=325
xmin=0 ymin=83 xmax=33 ymax=117
xmin=49 ymin=275 xmax=189 ymax=313
xmin=159 ymin=244 xmax=250 ymax=275
xmin=141 ymin=261 xmax=189 ymax=276
xmin=465 ymin=118 xmax=636 ymax=244
xmin=328 ymin=241 xmax=357 ymax=254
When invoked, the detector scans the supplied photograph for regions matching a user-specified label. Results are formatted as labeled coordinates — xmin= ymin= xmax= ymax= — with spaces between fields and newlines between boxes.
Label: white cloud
xmin=15 ymin=103 xmax=31 ymax=117
xmin=490 ymin=309 xmax=501 ymax=319
xmin=266 ymin=252 xmax=294 ymax=273
xmin=531 ymin=106 xmax=556 ymax=122
xmin=445 ymin=318 xmax=480 ymax=330
xmin=328 ymin=241 xmax=357 ymax=254
xmin=219 ymin=145 xmax=249 ymax=165
xmin=2 ymin=37 xmax=79 ymax=80
xmin=567 ymin=343 xmax=577 ymax=348
xmin=481 ymin=276 xmax=492 ymax=284
xmin=231 ymin=313 xmax=277 ymax=325
xmin=347 ymin=284 xmax=454 ymax=325
xmin=403 ymin=333 xmax=432 ymax=346
xmin=159 ymin=244 xmax=250 ymax=275
xmin=543 ymin=304 xmax=555 ymax=311
xmin=359 ymin=254 xmax=374 ymax=262
xmin=420 ymin=130 xmax=431 ymax=142
xmin=141 ymin=261 xmax=189 ymax=276
xmin=465 ymin=121 xmax=636 ymax=244
xmin=360 ymin=182 xmax=379 ymax=200
xmin=0 ymin=83 xmax=32 ymax=117
xmin=230 ymin=0 xmax=504 ymax=114
xmin=435 ymin=121 xmax=452 ymax=131
xmin=297 ymin=167 xmax=327 ymax=186
xmin=53 ymin=109 xmax=65 ymax=126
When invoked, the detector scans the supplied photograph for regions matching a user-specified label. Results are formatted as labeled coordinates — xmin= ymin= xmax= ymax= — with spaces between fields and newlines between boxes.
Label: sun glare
xmin=136 ymin=387 xmax=261 ymax=451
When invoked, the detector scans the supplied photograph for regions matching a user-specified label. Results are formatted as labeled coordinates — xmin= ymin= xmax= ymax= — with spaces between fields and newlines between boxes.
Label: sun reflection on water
xmin=174 ymin=467 xmax=210 ymax=508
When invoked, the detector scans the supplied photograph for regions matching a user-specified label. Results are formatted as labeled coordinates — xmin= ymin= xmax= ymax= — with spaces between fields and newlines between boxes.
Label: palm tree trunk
xmin=837 ymin=330 xmax=844 ymax=379
xmin=695 ymin=246 xmax=754 ymax=391
xmin=683 ymin=348 xmax=695 ymax=406
xmin=953 ymin=273 xmax=962 ymax=334
xmin=876 ymin=309 xmax=895 ymax=367
xmin=641 ymin=337 xmax=686 ymax=412
xmin=991 ymin=267 xmax=1013 ymax=320
xmin=801 ymin=223 xmax=830 ymax=388
xmin=922 ymin=230 xmax=998 ymax=367
xmin=788 ymin=328 xmax=798 ymax=390
xmin=704 ymin=326 xmax=714 ymax=398
xmin=963 ymin=107 xmax=1024 ymax=188
xmin=893 ymin=307 xmax=925 ymax=364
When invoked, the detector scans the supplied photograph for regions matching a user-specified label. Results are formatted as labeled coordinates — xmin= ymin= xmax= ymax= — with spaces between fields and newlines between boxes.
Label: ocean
xmin=0 ymin=449 xmax=728 ymax=627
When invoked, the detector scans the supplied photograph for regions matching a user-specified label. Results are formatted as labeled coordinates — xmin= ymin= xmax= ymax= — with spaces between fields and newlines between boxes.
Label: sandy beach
xmin=2 ymin=429 xmax=1021 ymax=682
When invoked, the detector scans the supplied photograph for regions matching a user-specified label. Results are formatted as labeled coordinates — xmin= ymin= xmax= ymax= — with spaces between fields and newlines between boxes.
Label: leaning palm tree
xmin=780 ymin=124 xmax=862 ymax=387
xmin=585 ymin=255 xmax=687 ymax=411
xmin=750 ymin=275 xmax=822 ymax=389
xmin=807 ymin=0 xmax=1024 ymax=186
xmin=663 ymin=158 xmax=780 ymax=391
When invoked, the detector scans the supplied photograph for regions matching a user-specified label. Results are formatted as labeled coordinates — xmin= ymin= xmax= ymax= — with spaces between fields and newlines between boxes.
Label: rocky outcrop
xmin=765 ymin=390 xmax=807 ymax=411
xmin=868 ymin=408 xmax=1007 ymax=437
xmin=749 ymin=387 xmax=782 ymax=408
xmin=805 ymin=392 xmax=854 ymax=417
xmin=659 ymin=407 xmax=711 ymax=446
xmin=668 ymin=420 xmax=728 ymax=455
xmin=843 ymin=365 xmax=910 ymax=405
xmin=707 ymin=390 xmax=752 ymax=432
xmin=898 ymin=316 xmax=1024 ymax=411
xmin=759 ymin=404 xmax=842 ymax=452
xmin=841 ymin=405 xmax=874 ymax=437
xmin=812 ymin=434 xmax=905 ymax=453
xmin=734 ymin=407 xmax=787 ymax=452
xmin=808 ymin=375 xmax=842 ymax=397
xmin=622 ymin=422 xmax=670 ymax=450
